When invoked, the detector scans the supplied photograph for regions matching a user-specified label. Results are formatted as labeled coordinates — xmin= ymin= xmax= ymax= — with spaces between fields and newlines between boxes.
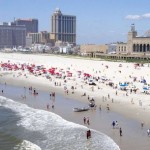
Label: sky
xmin=1 ymin=0 xmax=150 ymax=44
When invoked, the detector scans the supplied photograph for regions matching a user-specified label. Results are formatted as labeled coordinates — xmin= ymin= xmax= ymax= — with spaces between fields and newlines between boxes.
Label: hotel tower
xmin=51 ymin=8 xmax=76 ymax=44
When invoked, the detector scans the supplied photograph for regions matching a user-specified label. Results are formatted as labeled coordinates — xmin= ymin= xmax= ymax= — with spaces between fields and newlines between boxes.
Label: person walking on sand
xmin=119 ymin=128 xmax=122 ymax=136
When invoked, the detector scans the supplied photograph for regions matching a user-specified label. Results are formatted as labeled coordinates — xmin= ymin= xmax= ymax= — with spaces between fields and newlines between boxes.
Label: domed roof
xmin=54 ymin=8 xmax=62 ymax=14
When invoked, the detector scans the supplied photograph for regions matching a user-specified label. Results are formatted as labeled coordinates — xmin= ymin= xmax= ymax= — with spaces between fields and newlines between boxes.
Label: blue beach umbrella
xmin=119 ymin=83 xmax=128 ymax=87
xmin=143 ymin=87 xmax=148 ymax=91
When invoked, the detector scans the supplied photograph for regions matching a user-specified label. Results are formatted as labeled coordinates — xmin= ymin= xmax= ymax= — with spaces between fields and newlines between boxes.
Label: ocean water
xmin=0 ymin=96 xmax=120 ymax=150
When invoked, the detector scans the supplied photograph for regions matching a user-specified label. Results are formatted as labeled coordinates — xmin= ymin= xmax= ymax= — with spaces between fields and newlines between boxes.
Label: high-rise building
xmin=15 ymin=18 xmax=38 ymax=34
xmin=51 ymin=8 xmax=76 ymax=44
xmin=0 ymin=22 xmax=26 ymax=49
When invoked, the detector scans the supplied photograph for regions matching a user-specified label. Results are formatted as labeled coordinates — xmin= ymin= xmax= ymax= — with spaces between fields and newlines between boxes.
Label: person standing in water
xmin=119 ymin=128 xmax=122 ymax=136
xmin=87 ymin=117 xmax=90 ymax=125
xmin=112 ymin=121 xmax=115 ymax=129
xmin=87 ymin=129 xmax=91 ymax=139
xmin=83 ymin=117 xmax=86 ymax=124
xmin=99 ymin=105 xmax=101 ymax=111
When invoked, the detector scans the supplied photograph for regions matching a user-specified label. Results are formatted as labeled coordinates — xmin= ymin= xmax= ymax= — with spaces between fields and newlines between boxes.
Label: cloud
xmin=125 ymin=15 xmax=141 ymax=20
xmin=142 ymin=13 xmax=150 ymax=18
xmin=126 ymin=13 xmax=150 ymax=20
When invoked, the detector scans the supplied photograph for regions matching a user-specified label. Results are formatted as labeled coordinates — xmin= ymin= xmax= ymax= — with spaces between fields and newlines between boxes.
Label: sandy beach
xmin=0 ymin=52 xmax=150 ymax=149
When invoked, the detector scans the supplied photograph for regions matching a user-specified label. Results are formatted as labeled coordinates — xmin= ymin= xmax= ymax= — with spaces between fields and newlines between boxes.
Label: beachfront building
xmin=31 ymin=44 xmax=50 ymax=53
xmin=0 ymin=22 xmax=26 ymax=49
xmin=80 ymin=44 xmax=109 ymax=56
xmin=51 ymin=8 xmax=76 ymax=45
xmin=117 ymin=24 xmax=150 ymax=56
xmin=14 ymin=18 xmax=38 ymax=34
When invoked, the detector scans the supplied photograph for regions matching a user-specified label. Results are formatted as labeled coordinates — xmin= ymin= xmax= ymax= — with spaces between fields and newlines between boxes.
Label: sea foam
xmin=0 ymin=96 xmax=120 ymax=150
xmin=14 ymin=140 xmax=41 ymax=150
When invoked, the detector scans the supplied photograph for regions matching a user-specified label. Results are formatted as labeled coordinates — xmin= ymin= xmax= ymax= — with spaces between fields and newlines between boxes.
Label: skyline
xmin=1 ymin=0 xmax=150 ymax=44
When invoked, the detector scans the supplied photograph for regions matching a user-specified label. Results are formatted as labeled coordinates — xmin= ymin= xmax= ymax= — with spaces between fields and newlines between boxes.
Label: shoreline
xmin=1 ymin=65 xmax=150 ymax=127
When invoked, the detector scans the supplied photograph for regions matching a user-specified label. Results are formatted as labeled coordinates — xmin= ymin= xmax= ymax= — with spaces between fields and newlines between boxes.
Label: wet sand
xmin=0 ymin=83 xmax=150 ymax=150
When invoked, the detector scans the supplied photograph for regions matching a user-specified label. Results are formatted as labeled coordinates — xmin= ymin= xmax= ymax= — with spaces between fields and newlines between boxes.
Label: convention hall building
xmin=116 ymin=24 xmax=150 ymax=56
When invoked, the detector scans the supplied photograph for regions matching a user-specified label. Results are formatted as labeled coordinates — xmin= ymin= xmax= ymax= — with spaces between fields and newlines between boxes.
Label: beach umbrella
xmin=119 ymin=83 xmax=128 ymax=87
xmin=84 ymin=73 xmax=91 ymax=77
xmin=143 ymin=86 xmax=149 ymax=91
